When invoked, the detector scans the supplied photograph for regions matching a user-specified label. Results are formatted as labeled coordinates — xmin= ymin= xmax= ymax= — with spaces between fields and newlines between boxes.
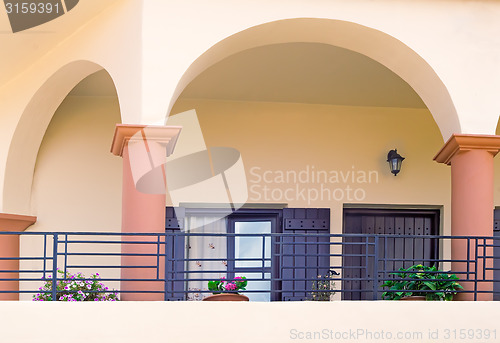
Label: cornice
xmin=434 ymin=134 xmax=500 ymax=165
xmin=0 ymin=213 xmax=37 ymax=232
xmin=111 ymin=124 xmax=182 ymax=157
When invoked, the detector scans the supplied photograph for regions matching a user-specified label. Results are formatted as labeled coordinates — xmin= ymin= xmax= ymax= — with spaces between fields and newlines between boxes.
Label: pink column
xmin=435 ymin=134 xmax=500 ymax=300
xmin=0 ymin=213 xmax=36 ymax=300
xmin=111 ymin=124 xmax=181 ymax=301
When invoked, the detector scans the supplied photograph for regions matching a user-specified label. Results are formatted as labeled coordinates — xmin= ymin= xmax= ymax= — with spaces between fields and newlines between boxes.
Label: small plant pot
xmin=400 ymin=296 xmax=427 ymax=301
xmin=203 ymin=293 xmax=249 ymax=301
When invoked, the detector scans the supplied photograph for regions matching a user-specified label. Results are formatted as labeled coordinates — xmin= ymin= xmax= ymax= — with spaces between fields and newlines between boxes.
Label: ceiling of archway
xmin=68 ymin=69 xmax=117 ymax=96
xmin=178 ymin=43 xmax=426 ymax=109
xmin=69 ymin=42 xmax=427 ymax=110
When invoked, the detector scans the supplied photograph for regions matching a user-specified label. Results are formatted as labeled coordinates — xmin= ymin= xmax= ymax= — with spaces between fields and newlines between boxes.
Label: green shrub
xmin=381 ymin=264 xmax=462 ymax=301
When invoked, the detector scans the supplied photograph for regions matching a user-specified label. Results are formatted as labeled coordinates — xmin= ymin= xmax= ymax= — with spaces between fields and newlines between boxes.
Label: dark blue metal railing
xmin=0 ymin=231 xmax=498 ymax=301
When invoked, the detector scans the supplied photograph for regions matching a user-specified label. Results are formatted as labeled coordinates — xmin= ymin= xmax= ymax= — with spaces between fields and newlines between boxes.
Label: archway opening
xmin=18 ymin=69 xmax=122 ymax=299
xmin=167 ymin=38 xmax=452 ymax=301
xmin=167 ymin=18 xmax=459 ymax=141
xmin=29 ymin=69 xmax=122 ymax=231
xmin=169 ymin=41 xmax=448 ymax=230
xmin=2 ymin=61 xmax=123 ymax=215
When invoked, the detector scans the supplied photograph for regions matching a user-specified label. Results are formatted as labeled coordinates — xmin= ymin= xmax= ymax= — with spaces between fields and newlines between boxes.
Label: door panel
xmin=343 ymin=209 xmax=440 ymax=300
xmin=281 ymin=208 xmax=331 ymax=301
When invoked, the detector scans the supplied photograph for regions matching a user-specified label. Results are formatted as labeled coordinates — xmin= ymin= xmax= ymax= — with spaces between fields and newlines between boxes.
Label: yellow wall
xmin=18 ymin=95 xmax=453 ymax=299
xmin=171 ymin=99 xmax=450 ymax=234
xmin=29 ymin=96 xmax=122 ymax=231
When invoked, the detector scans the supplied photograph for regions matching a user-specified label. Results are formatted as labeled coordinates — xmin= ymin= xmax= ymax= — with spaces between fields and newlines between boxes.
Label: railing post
xmin=156 ymin=235 xmax=161 ymax=280
xmin=42 ymin=234 xmax=48 ymax=280
xmin=474 ymin=237 xmax=479 ymax=301
xmin=51 ymin=234 xmax=58 ymax=301
xmin=372 ymin=235 xmax=379 ymax=300
xmin=63 ymin=234 xmax=68 ymax=276
xmin=275 ymin=233 xmax=282 ymax=302
xmin=164 ymin=232 xmax=170 ymax=301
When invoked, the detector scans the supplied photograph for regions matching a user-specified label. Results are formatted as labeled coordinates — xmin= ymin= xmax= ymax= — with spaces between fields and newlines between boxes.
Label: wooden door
xmin=342 ymin=208 xmax=440 ymax=300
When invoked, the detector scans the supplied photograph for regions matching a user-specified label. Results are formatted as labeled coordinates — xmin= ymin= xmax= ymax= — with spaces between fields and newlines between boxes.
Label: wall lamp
xmin=387 ymin=149 xmax=405 ymax=176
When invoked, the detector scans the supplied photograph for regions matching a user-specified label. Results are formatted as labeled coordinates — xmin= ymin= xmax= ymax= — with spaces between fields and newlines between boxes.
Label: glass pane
xmin=241 ymin=272 xmax=271 ymax=302
xmin=235 ymin=221 xmax=271 ymax=268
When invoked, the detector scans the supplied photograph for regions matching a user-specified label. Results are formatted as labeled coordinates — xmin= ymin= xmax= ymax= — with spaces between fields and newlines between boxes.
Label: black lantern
xmin=387 ymin=149 xmax=405 ymax=176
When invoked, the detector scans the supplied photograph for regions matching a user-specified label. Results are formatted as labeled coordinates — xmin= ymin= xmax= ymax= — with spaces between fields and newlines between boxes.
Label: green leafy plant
xmin=381 ymin=264 xmax=463 ymax=301
xmin=208 ymin=276 xmax=247 ymax=294
xmin=309 ymin=273 xmax=336 ymax=301
xmin=33 ymin=270 xmax=119 ymax=301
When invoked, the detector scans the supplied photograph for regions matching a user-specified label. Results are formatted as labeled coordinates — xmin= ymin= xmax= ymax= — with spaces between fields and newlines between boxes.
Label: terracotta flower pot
xmin=202 ymin=293 xmax=249 ymax=301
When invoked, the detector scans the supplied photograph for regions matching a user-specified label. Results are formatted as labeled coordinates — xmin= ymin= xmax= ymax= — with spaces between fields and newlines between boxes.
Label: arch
xmin=167 ymin=18 xmax=459 ymax=141
xmin=3 ymin=60 xmax=120 ymax=214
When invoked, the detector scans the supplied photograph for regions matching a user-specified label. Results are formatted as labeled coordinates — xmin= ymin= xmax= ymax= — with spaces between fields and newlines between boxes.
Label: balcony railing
xmin=1 ymin=231 xmax=499 ymax=301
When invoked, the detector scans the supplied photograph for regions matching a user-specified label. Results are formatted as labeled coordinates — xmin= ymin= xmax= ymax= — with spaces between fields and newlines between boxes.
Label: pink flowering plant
xmin=33 ymin=270 xmax=119 ymax=301
xmin=207 ymin=276 xmax=247 ymax=294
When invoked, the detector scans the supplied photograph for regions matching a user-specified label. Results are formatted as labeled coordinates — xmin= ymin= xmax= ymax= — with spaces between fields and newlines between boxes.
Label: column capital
xmin=434 ymin=134 xmax=500 ymax=165
xmin=110 ymin=124 xmax=182 ymax=157
xmin=0 ymin=213 xmax=36 ymax=231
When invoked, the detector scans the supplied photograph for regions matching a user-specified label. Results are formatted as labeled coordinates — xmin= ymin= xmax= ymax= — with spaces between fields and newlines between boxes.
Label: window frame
xmin=226 ymin=209 xmax=282 ymax=301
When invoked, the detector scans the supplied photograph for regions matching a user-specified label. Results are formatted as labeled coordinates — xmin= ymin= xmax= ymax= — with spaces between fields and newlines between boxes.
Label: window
xmin=165 ymin=207 xmax=330 ymax=301
xmin=227 ymin=210 xmax=280 ymax=301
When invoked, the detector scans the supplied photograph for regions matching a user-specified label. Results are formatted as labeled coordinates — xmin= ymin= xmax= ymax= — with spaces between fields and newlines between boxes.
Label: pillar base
xmin=0 ymin=213 xmax=37 ymax=300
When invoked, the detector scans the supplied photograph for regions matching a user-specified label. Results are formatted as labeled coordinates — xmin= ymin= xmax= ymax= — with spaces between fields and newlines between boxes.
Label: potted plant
xmin=380 ymin=264 xmax=462 ymax=301
xmin=203 ymin=276 xmax=249 ymax=301
xmin=33 ymin=270 xmax=119 ymax=301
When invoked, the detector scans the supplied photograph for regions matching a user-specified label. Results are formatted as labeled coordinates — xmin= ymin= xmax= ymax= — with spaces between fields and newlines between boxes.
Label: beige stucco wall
xmin=143 ymin=0 xmax=500 ymax=136
xmin=3 ymin=1 xmax=500 ymax=215
xmin=3 ymin=0 xmax=500 ymax=303
xmin=1 ymin=302 xmax=499 ymax=343
xmin=171 ymin=99 xmax=450 ymax=234
xmin=0 ymin=0 xmax=142 ymax=214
